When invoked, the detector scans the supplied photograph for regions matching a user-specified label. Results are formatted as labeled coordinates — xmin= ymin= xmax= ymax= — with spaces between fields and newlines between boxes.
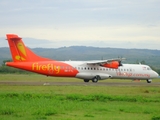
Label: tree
xmin=1 ymin=60 xmax=12 ymax=66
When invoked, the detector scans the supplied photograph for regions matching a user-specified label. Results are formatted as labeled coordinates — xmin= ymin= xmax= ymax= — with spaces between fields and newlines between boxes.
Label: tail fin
xmin=6 ymin=34 xmax=52 ymax=62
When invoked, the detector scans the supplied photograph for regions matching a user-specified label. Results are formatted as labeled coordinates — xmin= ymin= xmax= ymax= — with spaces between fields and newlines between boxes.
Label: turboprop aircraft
xmin=5 ymin=34 xmax=159 ymax=83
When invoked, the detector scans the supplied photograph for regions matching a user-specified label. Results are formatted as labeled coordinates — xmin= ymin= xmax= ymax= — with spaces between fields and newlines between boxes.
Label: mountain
xmin=1 ymin=37 xmax=160 ymax=50
xmin=0 ymin=46 xmax=160 ymax=68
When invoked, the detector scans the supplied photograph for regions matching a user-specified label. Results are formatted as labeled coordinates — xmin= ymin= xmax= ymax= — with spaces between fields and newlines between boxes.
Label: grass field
xmin=0 ymin=74 xmax=160 ymax=120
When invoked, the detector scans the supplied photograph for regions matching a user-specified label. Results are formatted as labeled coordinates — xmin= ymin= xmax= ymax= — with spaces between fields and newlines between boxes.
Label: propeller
xmin=119 ymin=61 xmax=123 ymax=66
xmin=118 ymin=57 xmax=126 ymax=67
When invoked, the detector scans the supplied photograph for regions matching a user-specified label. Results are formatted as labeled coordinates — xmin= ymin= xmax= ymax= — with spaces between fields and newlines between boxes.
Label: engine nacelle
xmin=102 ymin=61 xmax=120 ymax=69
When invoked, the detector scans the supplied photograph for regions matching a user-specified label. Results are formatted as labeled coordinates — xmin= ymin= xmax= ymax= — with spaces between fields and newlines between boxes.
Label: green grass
xmin=0 ymin=86 xmax=160 ymax=120
xmin=0 ymin=74 xmax=160 ymax=120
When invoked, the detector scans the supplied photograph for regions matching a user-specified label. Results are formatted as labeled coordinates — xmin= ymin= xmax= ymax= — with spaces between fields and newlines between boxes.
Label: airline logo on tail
xmin=6 ymin=34 xmax=28 ymax=62
xmin=15 ymin=42 xmax=27 ymax=61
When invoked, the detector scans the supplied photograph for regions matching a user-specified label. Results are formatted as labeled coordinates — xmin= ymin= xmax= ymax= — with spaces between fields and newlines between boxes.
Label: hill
xmin=0 ymin=46 xmax=160 ymax=68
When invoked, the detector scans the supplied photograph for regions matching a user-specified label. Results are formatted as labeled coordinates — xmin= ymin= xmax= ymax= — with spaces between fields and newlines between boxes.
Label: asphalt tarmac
xmin=0 ymin=81 xmax=160 ymax=86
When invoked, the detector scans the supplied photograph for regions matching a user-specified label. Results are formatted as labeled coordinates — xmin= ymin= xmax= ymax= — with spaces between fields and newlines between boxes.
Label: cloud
xmin=0 ymin=0 xmax=160 ymax=49
xmin=1 ymin=24 xmax=159 ymax=42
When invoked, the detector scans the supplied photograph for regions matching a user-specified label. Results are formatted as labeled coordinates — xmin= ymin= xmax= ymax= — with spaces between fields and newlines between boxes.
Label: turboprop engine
xmin=102 ymin=61 xmax=122 ymax=69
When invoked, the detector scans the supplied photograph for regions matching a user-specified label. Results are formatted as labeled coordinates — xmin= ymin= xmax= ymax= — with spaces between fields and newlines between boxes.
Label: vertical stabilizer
xmin=6 ymin=34 xmax=52 ymax=62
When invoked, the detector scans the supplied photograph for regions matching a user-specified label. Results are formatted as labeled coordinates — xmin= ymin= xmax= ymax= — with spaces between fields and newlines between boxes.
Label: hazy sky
xmin=0 ymin=0 xmax=160 ymax=49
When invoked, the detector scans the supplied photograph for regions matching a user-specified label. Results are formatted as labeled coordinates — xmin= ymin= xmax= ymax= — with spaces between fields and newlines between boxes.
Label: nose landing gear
xmin=146 ymin=79 xmax=152 ymax=83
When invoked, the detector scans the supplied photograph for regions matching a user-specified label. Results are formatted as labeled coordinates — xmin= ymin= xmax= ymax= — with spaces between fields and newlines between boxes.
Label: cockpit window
xmin=147 ymin=67 xmax=151 ymax=70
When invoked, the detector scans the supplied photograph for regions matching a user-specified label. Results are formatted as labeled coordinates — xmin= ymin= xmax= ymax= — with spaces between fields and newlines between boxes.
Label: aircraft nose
xmin=153 ymin=71 xmax=159 ymax=78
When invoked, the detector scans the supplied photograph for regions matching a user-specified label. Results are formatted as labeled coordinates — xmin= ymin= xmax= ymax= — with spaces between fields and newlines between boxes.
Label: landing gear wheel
xmin=84 ymin=79 xmax=89 ymax=82
xmin=92 ymin=77 xmax=98 ymax=83
xmin=92 ymin=76 xmax=100 ymax=83
xmin=146 ymin=79 xmax=152 ymax=83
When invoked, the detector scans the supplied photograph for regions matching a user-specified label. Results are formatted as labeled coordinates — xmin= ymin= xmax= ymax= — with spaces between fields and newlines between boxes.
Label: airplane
xmin=5 ymin=34 xmax=159 ymax=83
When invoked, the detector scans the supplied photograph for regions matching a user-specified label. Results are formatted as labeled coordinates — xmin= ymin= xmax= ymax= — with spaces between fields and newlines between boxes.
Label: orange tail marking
xmin=6 ymin=34 xmax=52 ymax=62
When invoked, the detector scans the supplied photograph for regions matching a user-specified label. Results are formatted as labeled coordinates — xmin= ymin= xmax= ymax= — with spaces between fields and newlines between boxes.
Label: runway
xmin=0 ymin=81 xmax=160 ymax=86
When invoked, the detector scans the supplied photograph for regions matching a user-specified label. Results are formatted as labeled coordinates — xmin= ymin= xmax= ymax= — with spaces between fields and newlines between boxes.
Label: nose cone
xmin=152 ymin=71 xmax=159 ymax=78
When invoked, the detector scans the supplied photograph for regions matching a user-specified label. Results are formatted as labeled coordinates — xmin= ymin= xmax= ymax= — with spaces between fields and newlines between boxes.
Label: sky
xmin=0 ymin=0 xmax=160 ymax=49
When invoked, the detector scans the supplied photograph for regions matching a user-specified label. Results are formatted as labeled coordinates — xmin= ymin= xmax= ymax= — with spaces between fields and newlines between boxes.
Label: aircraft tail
xmin=6 ymin=34 xmax=52 ymax=62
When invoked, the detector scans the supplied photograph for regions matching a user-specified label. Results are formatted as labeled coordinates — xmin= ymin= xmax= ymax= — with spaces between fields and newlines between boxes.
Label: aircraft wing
xmin=86 ymin=58 xmax=125 ymax=65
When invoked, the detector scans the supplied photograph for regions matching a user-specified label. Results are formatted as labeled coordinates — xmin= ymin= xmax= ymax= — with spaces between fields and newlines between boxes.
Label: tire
xmin=84 ymin=79 xmax=89 ymax=82
xmin=146 ymin=79 xmax=152 ymax=83
xmin=92 ymin=76 xmax=99 ymax=83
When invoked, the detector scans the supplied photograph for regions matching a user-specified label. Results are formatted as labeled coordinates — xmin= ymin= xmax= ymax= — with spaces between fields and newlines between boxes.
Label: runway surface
xmin=0 ymin=81 xmax=160 ymax=86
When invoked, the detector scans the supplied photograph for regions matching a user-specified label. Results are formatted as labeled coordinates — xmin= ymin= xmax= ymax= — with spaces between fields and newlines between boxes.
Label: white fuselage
xmin=63 ymin=61 xmax=159 ymax=80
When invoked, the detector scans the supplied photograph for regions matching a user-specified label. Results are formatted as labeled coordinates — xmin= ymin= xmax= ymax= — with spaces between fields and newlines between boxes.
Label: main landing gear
xmin=84 ymin=79 xmax=89 ymax=82
xmin=83 ymin=76 xmax=100 ymax=83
